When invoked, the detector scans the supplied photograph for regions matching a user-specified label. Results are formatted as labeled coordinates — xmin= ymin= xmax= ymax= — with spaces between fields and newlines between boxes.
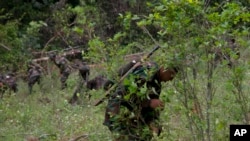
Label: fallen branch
xmin=43 ymin=35 xmax=57 ymax=52
xmin=32 ymin=57 xmax=50 ymax=62
xmin=0 ymin=43 xmax=11 ymax=51
xmin=70 ymin=134 xmax=89 ymax=141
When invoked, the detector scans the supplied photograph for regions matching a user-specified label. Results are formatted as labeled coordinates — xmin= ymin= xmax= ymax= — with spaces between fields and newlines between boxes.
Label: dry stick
xmin=57 ymin=31 xmax=70 ymax=46
xmin=0 ymin=43 xmax=11 ymax=51
xmin=93 ymin=45 xmax=161 ymax=106
xmin=31 ymin=52 xmax=145 ymax=65
xmin=71 ymin=134 xmax=89 ymax=141
xmin=140 ymin=26 xmax=160 ymax=46
xmin=42 ymin=28 xmax=69 ymax=52
xmin=43 ymin=35 xmax=57 ymax=52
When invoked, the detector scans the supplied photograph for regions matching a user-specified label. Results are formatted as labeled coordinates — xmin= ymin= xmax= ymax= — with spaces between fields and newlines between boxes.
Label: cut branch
xmin=0 ymin=43 xmax=11 ymax=51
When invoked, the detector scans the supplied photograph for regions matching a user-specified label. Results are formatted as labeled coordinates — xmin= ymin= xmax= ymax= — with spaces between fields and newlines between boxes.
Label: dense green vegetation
xmin=1 ymin=0 xmax=250 ymax=141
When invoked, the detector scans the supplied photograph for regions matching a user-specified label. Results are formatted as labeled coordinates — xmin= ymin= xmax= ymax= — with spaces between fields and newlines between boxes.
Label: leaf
xmin=132 ymin=15 xmax=140 ymax=20
xmin=124 ymin=93 xmax=131 ymax=101
xmin=73 ymin=27 xmax=84 ymax=34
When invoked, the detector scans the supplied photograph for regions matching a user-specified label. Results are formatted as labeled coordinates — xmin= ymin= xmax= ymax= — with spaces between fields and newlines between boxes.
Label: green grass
xmin=1 ymin=61 xmax=250 ymax=141
xmin=0 ymin=72 xmax=112 ymax=141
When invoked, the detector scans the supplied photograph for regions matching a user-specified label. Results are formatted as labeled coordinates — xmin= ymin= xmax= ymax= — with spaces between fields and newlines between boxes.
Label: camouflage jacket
xmin=104 ymin=62 xmax=162 ymax=129
xmin=55 ymin=56 xmax=71 ymax=73
xmin=28 ymin=67 xmax=42 ymax=78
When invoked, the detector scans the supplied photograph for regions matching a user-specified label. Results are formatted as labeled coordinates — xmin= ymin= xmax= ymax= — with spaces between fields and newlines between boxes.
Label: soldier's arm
xmin=141 ymin=98 xmax=164 ymax=110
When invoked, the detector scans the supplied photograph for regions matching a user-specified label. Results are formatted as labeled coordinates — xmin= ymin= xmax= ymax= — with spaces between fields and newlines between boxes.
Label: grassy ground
xmin=0 ymin=71 xmax=113 ymax=141
xmin=1 ymin=58 xmax=250 ymax=141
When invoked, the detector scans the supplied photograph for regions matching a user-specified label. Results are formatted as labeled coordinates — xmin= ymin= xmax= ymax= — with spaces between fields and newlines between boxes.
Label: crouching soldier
xmin=69 ymin=74 xmax=114 ymax=105
xmin=27 ymin=61 xmax=43 ymax=94
xmin=103 ymin=60 xmax=178 ymax=141
xmin=86 ymin=75 xmax=113 ymax=90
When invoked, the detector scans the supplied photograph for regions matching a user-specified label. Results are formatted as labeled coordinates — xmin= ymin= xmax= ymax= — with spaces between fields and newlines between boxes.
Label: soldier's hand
xmin=149 ymin=99 xmax=164 ymax=110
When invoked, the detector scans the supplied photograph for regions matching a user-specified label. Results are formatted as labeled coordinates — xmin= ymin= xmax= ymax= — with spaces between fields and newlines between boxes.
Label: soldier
xmin=0 ymin=74 xmax=7 ymax=98
xmin=86 ymin=74 xmax=113 ymax=89
xmin=49 ymin=53 xmax=72 ymax=89
xmin=69 ymin=61 xmax=90 ymax=104
xmin=2 ymin=72 xmax=18 ymax=93
xmin=69 ymin=74 xmax=114 ymax=104
xmin=103 ymin=60 xmax=178 ymax=141
xmin=72 ymin=60 xmax=90 ymax=83
xmin=27 ymin=61 xmax=43 ymax=94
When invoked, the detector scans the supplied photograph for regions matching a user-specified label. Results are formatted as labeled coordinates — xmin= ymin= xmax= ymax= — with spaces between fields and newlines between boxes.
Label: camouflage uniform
xmin=2 ymin=73 xmax=18 ymax=93
xmin=27 ymin=62 xmax=43 ymax=94
xmin=86 ymin=75 xmax=113 ymax=90
xmin=69 ymin=62 xmax=90 ymax=104
xmin=103 ymin=61 xmax=163 ymax=141
xmin=0 ymin=74 xmax=7 ymax=98
xmin=73 ymin=61 xmax=90 ymax=83
xmin=49 ymin=53 xmax=71 ymax=89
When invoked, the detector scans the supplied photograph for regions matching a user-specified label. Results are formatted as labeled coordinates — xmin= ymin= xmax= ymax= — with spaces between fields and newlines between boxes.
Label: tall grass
xmin=1 ymin=55 xmax=250 ymax=141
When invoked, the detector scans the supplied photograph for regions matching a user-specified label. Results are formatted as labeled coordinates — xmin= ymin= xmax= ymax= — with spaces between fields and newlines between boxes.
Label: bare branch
xmin=43 ymin=35 xmax=57 ymax=52
xmin=70 ymin=134 xmax=88 ymax=141
xmin=0 ymin=43 xmax=11 ymax=51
